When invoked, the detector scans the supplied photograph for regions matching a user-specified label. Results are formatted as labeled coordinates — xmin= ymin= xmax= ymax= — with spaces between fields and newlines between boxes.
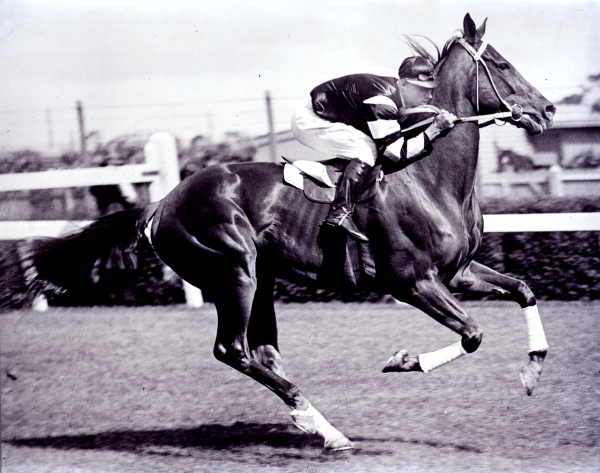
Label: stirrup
xmin=324 ymin=213 xmax=368 ymax=242
xmin=325 ymin=207 xmax=353 ymax=227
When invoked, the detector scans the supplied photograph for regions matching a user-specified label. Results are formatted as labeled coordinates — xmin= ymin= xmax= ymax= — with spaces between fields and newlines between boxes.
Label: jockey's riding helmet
xmin=398 ymin=56 xmax=437 ymax=88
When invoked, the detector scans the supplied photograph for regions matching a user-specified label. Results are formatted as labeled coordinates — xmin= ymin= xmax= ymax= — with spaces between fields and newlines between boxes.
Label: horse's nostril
xmin=545 ymin=103 xmax=556 ymax=119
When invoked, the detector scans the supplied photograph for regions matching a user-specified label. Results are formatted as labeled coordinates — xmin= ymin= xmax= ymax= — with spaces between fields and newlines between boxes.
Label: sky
xmin=1 ymin=0 xmax=599 ymax=152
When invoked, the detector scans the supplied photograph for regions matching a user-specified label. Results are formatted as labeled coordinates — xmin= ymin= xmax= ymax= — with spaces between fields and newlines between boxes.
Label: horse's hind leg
xmin=449 ymin=260 xmax=549 ymax=395
xmin=210 ymin=262 xmax=303 ymax=407
xmin=152 ymin=208 xmax=351 ymax=450
xmin=383 ymin=272 xmax=483 ymax=373
xmin=244 ymin=257 xmax=352 ymax=450
xmin=247 ymin=257 xmax=286 ymax=378
xmin=213 ymin=270 xmax=352 ymax=450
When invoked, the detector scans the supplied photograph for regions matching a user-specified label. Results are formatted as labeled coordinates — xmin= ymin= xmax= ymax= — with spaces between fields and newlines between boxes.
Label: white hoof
xmin=290 ymin=403 xmax=352 ymax=450
xmin=324 ymin=435 xmax=354 ymax=451
xmin=519 ymin=351 xmax=546 ymax=396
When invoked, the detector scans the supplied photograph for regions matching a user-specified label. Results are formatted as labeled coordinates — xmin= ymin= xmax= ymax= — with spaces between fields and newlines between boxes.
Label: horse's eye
xmin=497 ymin=62 xmax=510 ymax=71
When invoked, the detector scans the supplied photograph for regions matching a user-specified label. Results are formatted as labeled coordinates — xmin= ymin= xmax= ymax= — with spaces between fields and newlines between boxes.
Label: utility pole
xmin=45 ymin=108 xmax=54 ymax=150
xmin=76 ymin=100 xmax=87 ymax=155
xmin=264 ymin=90 xmax=278 ymax=163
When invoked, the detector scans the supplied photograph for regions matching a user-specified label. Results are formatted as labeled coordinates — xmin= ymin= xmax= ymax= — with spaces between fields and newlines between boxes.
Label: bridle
xmin=397 ymin=36 xmax=525 ymax=136
xmin=378 ymin=35 xmax=531 ymax=174
xmin=456 ymin=37 xmax=523 ymax=123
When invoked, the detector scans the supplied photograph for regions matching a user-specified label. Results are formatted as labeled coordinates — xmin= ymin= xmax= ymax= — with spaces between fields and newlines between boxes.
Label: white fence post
xmin=548 ymin=165 xmax=564 ymax=196
xmin=144 ymin=132 xmax=204 ymax=308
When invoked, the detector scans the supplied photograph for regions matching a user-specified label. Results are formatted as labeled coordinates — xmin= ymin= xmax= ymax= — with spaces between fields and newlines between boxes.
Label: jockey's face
xmin=399 ymin=79 xmax=434 ymax=107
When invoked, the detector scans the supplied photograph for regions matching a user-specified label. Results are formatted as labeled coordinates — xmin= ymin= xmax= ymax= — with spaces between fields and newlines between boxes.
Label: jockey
xmin=291 ymin=56 xmax=457 ymax=242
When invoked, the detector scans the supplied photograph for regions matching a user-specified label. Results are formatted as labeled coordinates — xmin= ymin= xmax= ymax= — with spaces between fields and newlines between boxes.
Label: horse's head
xmin=449 ymin=14 xmax=555 ymax=135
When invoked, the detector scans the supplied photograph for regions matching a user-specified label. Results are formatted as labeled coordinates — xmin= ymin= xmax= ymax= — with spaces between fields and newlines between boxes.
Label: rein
xmin=397 ymin=108 xmax=515 ymax=137
xmin=377 ymin=105 xmax=517 ymax=175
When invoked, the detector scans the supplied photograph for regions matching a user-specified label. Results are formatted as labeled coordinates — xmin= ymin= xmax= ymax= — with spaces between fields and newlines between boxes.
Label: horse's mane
xmin=403 ymin=31 xmax=464 ymax=75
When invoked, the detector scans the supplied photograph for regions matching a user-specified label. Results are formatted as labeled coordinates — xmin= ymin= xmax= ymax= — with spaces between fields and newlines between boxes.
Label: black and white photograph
xmin=1 ymin=1 xmax=598 ymax=472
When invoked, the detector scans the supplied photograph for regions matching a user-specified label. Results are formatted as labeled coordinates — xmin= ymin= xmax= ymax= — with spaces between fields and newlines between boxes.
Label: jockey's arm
xmin=363 ymin=96 xmax=433 ymax=162
xmin=365 ymin=96 xmax=457 ymax=163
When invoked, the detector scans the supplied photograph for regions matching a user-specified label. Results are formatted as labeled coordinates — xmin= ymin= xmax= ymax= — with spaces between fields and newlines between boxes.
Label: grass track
xmin=1 ymin=301 xmax=599 ymax=473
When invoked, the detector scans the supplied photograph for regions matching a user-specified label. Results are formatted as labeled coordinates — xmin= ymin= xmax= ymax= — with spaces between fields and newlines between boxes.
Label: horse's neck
xmin=416 ymin=64 xmax=480 ymax=201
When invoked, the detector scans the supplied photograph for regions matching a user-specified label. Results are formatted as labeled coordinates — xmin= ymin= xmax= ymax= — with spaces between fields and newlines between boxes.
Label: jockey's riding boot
xmin=323 ymin=159 xmax=369 ymax=242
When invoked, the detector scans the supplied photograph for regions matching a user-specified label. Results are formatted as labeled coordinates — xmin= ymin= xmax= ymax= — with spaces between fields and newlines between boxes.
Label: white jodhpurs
xmin=291 ymin=98 xmax=378 ymax=166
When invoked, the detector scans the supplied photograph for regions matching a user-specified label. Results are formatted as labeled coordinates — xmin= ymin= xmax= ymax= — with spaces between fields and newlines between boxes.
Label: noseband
xmin=456 ymin=38 xmax=523 ymax=121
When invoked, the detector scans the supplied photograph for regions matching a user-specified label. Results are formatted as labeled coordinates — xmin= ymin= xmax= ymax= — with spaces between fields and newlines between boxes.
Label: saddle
xmin=282 ymin=157 xmax=380 ymax=288
xmin=282 ymin=157 xmax=380 ymax=204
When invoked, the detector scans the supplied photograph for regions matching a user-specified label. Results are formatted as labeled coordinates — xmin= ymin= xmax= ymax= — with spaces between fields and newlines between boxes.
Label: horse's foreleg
xmin=450 ymin=261 xmax=548 ymax=395
xmin=384 ymin=272 xmax=482 ymax=373
xmin=246 ymin=261 xmax=352 ymax=450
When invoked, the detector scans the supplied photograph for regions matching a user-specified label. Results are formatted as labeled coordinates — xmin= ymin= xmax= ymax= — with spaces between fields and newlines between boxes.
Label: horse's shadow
xmin=6 ymin=422 xmax=482 ymax=461
xmin=7 ymin=422 xmax=321 ymax=452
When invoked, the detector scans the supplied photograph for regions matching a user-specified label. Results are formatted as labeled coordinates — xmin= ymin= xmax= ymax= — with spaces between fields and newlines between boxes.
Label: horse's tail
xmin=17 ymin=203 xmax=158 ymax=294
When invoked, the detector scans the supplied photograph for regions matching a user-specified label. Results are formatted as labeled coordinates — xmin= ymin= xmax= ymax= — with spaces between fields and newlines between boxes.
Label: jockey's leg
xmin=323 ymin=158 xmax=370 ymax=242
xmin=292 ymin=99 xmax=378 ymax=242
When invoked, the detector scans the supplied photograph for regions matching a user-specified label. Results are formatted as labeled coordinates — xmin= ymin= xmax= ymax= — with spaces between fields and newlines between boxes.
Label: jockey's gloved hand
xmin=435 ymin=109 xmax=458 ymax=129
xmin=425 ymin=109 xmax=458 ymax=141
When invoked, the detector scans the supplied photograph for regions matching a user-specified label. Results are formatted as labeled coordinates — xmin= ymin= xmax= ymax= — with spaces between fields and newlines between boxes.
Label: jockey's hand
xmin=425 ymin=109 xmax=458 ymax=140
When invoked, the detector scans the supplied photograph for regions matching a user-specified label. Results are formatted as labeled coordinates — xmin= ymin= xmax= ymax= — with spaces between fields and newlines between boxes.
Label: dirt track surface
xmin=1 ymin=301 xmax=598 ymax=473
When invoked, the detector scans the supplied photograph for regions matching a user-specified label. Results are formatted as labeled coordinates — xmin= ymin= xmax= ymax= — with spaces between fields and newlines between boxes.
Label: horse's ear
xmin=477 ymin=17 xmax=488 ymax=39
xmin=463 ymin=13 xmax=477 ymax=41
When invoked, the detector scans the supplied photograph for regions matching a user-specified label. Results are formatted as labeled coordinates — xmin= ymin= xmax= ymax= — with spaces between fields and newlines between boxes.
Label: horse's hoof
xmin=382 ymin=349 xmax=416 ymax=372
xmin=519 ymin=360 xmax=543 ymax=396
xmin=324 ymin=435 xmax=354 ymax=451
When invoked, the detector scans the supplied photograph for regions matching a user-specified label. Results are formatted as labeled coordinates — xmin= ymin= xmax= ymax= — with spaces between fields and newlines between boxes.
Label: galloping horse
xmin=25 ymin=14 xmax=554 ymax=450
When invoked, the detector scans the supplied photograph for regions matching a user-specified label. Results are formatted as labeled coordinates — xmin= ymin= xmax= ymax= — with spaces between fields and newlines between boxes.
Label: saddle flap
xmin=282 ymin=158 xmax=346 ymax=203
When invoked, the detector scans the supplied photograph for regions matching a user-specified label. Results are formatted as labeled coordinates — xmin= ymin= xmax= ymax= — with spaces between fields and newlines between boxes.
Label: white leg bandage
xmin=523 ymin=305 xmax=549 ymax=353
xmin=290 ymin=403 xmax=345 ymax=440
xmin=418 ymin=341 xmax=467 ymax=373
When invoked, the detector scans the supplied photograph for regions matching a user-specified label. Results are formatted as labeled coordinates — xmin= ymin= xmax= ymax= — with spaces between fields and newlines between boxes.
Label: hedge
xmin=1 ymin=196 xmax=598 ymax=309
xmin=475 ymin=196 xmax=600 ymax=301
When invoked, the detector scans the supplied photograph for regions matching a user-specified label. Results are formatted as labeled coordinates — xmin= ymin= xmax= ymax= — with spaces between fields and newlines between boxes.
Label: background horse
xmin=22 ymin=14 xmax=554 ymax=450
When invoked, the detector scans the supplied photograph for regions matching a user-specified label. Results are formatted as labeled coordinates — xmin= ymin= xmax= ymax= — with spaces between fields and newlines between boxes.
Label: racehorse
xmin=21 ymin=14 xmax=554 ymax=450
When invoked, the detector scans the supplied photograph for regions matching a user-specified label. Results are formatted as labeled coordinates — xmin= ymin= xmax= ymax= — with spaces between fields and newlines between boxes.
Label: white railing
xmin=483 ymin=212 xmax=600 ymax=232
xmin=0 ymin=132 xmax=204 ymax=308
xmin=4 ymin=212 xmax=600 ymax=239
